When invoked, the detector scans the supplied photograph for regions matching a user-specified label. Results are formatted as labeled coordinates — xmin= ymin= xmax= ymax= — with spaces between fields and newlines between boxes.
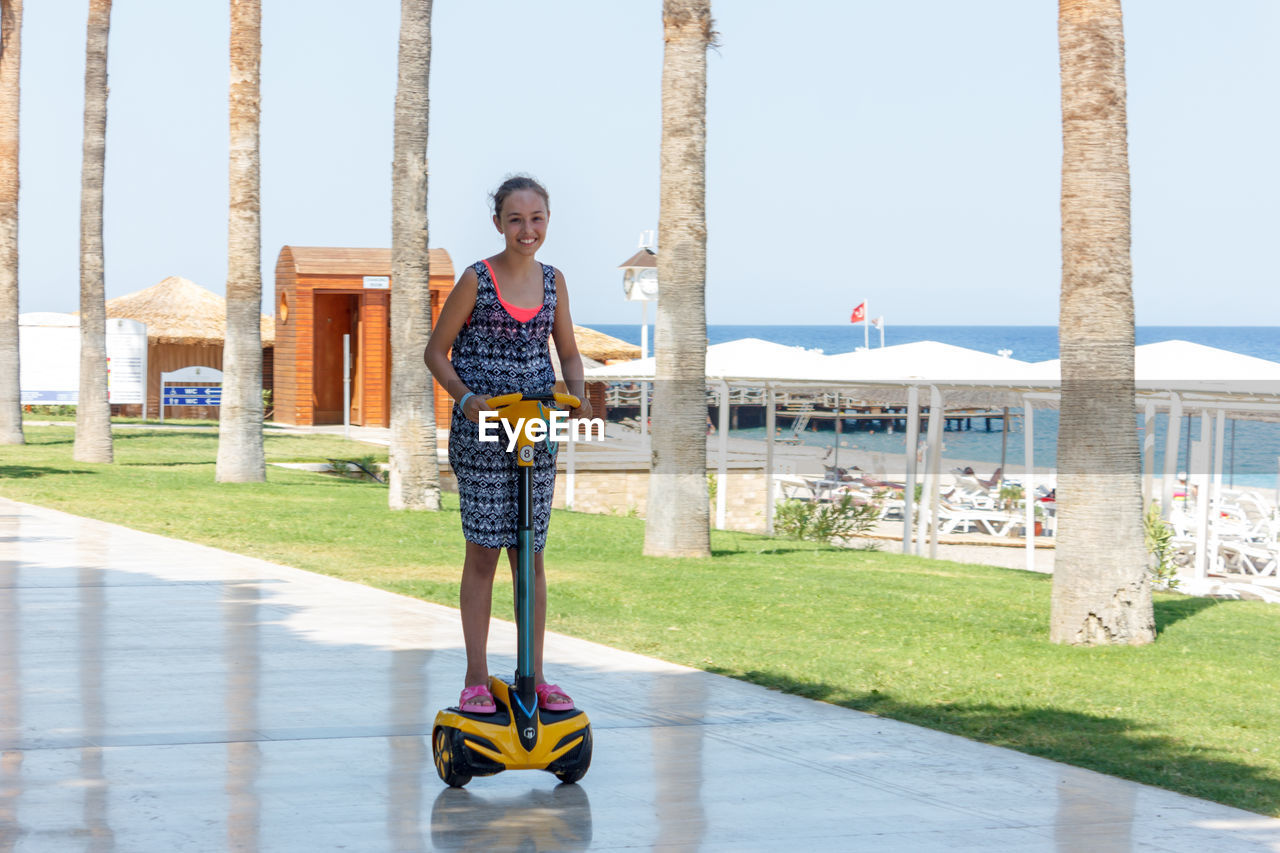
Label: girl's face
xmin=493 ymin=189 xmax=549 ymax=257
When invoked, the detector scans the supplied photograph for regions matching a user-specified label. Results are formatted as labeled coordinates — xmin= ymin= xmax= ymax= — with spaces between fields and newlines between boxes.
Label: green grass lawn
xmin=3 ymin=426 xmax=1279 ymax=815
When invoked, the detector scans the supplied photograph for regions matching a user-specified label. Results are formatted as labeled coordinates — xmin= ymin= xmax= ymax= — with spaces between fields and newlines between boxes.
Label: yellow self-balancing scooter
xmin=433 ymin=391 xmax=593 ymax=788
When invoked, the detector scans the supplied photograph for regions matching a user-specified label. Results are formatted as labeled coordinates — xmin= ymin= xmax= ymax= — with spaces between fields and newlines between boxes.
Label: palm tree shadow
xmin=21 ymin=435 xmax=74 ymax=447
xmin=712 ymin=667 xmax=1278 ymax=816
xmin=0 ymin=465 xmax=95 ymax=479
xmin=716 ymin=546 xmax=841 ymax=557
xmin=1153 ymin=596 xmax=1219 ymax=635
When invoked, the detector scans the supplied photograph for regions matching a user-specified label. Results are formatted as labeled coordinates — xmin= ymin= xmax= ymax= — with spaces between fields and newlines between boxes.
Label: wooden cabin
xmin=102 ymin=276 xmax=274 ymax=420
xmin=273 ymin=246 xmax=456 ymax=428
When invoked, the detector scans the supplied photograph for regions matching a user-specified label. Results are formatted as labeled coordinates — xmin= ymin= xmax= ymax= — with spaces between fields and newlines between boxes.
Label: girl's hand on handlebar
xmin=570 ymin=397 xmax=593 ymax=423
xmin=462 ymin=394 xmax=491 ymax=424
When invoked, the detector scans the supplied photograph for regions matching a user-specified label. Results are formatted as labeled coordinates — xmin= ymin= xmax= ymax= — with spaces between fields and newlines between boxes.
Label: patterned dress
xmin=448 ymin=260 xmax=559 ymax=551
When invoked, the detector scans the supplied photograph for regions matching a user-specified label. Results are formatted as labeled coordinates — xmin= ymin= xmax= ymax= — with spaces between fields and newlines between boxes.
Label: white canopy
xmin=1135 ymin=340 xmax=1280 ymax=396
xmin=1029 ymin=339 xmax=1280 ymax=410
xmin=810 ymin=341 xmax=1043 ymax=386
xmin=586 ymin=337 xmax=831 ymax=383
xmin=587 ymin=336 xmax=1280 ymax=410
xmin=586 ymin=337 xmax=1045 ymax=388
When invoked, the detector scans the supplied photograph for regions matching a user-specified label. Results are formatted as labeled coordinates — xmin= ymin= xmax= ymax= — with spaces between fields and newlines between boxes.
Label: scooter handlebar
xmin=485 ymin=392 xmax=581 ymax=411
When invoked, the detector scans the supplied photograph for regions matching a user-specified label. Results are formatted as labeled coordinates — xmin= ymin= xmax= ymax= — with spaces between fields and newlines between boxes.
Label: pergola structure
xmin=587 ymin=338 xmax=1280 ymax=581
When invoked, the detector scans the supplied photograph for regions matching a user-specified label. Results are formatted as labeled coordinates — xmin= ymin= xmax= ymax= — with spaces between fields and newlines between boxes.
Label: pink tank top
xmin=482 ymin=259 xmax=543 ymax=323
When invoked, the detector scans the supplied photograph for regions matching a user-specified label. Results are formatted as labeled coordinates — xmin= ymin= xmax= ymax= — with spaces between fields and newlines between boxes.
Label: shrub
xmin=1143 ymin=500 xmax=1180 ymax=590
xmin=775 ymin=494 xmax=881 ymax=545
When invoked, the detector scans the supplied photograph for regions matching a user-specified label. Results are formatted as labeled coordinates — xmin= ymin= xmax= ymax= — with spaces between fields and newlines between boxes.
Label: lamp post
xmin=619 ymin=233 xmax=658 ymax=438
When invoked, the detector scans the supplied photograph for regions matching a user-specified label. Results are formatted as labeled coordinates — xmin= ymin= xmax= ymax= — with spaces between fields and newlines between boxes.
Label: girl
xmin=425 ymin=175 xmax=591 ymax=714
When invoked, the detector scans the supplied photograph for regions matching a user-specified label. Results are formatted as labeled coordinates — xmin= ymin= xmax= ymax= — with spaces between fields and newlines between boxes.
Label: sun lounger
xmin=935 ymin=502 xmax=1020 ymax=537
xmin=1219 ymin=491 xmax=1279 ymax=542
xmin=1218 ymin=541 xmax=1279 ymax=577
xmin=946 ymin=475 xmax=998 ymax=510
xmin=775 ymin=474 xmax=819 ymax=501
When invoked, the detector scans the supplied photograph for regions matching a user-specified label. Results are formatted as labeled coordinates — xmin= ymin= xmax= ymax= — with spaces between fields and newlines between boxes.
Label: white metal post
xmin=342 ymin=333 xmax=351 ymax=439
xmin=927 ymin=385 xmax=943 ymax=559
xmin=902 ymin=386 xmax=919 ymax=553
xmin=1024 ymin=395 xmax=1035 ymax=573
xmin=715 ymin=380 xmax=729 ymax=530
xmin=1210 ymin=409 xmax=1226 ymax=576
xmin=141 ymin=341 xmax=149 ymax=421
xmin=1142 ymin=400 xmax=1156 ymax=507
xmin=1192 ymin=411 xmax=1213 ymax=583
xmin=915 ymin=396 xmax=933 ymax=557
xmin=765 ymin=385 xmax=776 ymax=535
xmin=639 ymin=301 xmax=648 ymax=440
xmin=1161 ymin=394 xmax=1182 ymax=520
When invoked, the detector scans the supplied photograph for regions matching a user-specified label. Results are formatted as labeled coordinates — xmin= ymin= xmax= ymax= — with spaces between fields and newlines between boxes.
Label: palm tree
xmin=0 ymin=0 xmax=22 ymax=446
xmin=643 ymin=0 xmax=715 ymax=558
xmin=1050 ymin=0 xmax=1154 ymax=645
xmin=387 ymin=0 xmax=440 ymax=511
xmin=73 ymin=0 xmax=112 ymax=464
xmin=215 ymin=0 xmax=265 ymax=483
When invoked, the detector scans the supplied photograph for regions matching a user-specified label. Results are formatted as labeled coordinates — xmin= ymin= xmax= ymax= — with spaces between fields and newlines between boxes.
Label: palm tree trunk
xmin=215 ymin=0 xmax=265 ymax=483
xmin=1050 ymin=0 xmax=1154 ymax=645
xmin=644 ymin=0 xmax=714 ymax=558
xmin=74 ymin=0 xmax=112 ymax=464
xmin=0 ymin=0 xmax=22 ymax=446
xmin=387 ymin=0 xmax=440 ymax=511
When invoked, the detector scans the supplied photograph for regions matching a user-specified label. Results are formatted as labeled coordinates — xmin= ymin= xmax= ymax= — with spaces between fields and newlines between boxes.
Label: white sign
xmin=363 ymin=275 xmax=390 ymax=290
xmin=19 ymin=314 xmax=149 ymax=408
xmin=18 ymin=313 xmax=80 ymax=404
xmin=106 ymin=318 xmax=148 ymax=405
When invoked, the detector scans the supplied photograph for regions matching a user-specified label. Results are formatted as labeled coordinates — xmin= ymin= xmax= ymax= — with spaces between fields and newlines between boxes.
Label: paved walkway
xmin=2 ymin=497 xmax=1278 ymax=852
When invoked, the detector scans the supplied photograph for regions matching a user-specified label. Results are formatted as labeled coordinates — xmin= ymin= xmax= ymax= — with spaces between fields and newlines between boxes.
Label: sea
xmin=590 ymin=325 xmax=1280 ymax=491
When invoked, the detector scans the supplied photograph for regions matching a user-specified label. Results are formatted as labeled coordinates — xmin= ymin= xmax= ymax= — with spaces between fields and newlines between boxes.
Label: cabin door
xmin=312 ymin=293 xmax=360 ymax=425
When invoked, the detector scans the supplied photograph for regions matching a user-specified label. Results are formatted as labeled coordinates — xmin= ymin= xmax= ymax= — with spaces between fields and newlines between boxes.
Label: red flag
xmin=849 ymin=302 xmax=866 ymax=323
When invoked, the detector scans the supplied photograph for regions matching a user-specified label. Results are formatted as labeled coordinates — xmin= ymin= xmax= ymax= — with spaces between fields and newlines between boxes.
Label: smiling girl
xmin=425 ymin=175 xmax=591 ymax=714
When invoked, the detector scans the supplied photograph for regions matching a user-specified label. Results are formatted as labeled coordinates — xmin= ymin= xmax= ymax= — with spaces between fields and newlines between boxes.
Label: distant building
xmin=103 ymin=275 xmax=273 ymax=420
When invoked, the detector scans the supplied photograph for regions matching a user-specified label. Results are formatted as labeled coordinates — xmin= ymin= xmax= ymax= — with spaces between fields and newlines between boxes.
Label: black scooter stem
xmin=514 ymin=463 xmax=537 ymax=715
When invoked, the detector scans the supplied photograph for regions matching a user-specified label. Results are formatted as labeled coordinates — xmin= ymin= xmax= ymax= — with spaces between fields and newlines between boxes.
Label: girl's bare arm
xmin=424 ymin=267 xmax=488 ymax=421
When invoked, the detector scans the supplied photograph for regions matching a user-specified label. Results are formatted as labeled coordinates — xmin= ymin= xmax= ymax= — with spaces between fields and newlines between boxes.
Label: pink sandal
xmin=535 ymin=683 xmax=574 ymax=712
xmin=459 ymin=684 xmax=496 ymax=714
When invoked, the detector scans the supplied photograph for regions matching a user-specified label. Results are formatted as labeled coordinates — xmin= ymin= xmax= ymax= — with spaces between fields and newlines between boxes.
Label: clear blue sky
xmin=15 ymin=0 xmax=1280 ymax=325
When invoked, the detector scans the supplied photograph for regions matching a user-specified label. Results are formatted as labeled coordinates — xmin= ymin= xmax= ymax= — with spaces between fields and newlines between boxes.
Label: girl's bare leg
xmin=460 ymin=542 xmax=501 ymax=699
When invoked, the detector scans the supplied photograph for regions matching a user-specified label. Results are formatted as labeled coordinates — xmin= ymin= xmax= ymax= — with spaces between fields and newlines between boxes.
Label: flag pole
xmin=864 ymin=300 xmax=870 ymax=350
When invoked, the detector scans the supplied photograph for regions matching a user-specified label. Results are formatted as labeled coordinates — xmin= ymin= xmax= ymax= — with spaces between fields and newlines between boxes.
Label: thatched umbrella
xmin=572 ymin=325 xmax=638 ymax=363
xmin=104 ymin=275 xmax=274 ymax=345
xmin=91 ymin=276 xmax=273 ymax=419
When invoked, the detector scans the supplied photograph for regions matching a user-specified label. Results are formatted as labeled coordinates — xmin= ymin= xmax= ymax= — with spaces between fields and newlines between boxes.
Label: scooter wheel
xmin=433 ymin=727 xmax=472 ymax=788
xmin=554 ymin=766 xmax=588 ymax=785
xmin=552 ymin=726 xmax=593 ymax=784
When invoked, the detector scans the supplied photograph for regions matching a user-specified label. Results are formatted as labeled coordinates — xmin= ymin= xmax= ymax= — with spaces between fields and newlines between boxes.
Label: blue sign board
xmin=162 ymin=385 xmax=221 ymax=406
